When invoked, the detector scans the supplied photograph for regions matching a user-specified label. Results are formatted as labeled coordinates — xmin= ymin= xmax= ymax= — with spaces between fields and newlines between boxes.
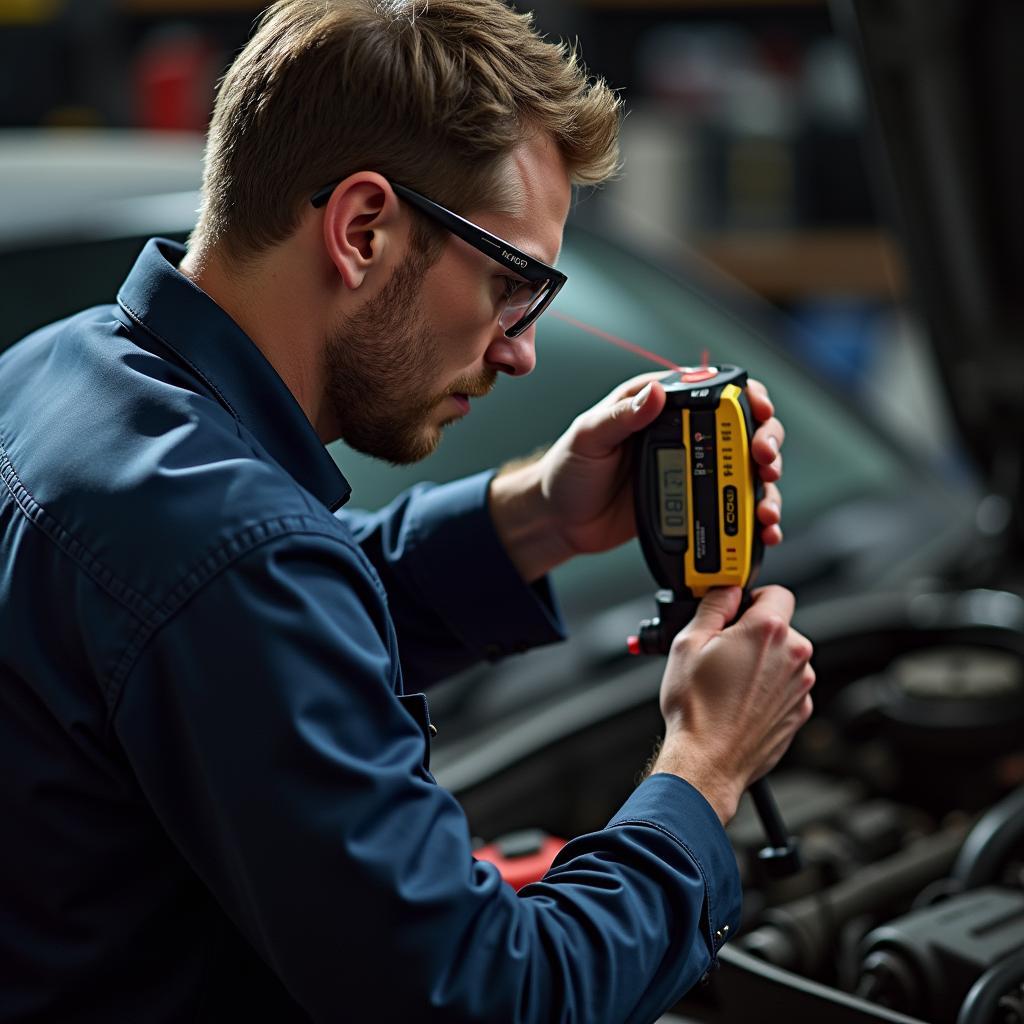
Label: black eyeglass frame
xmin=310 ymin=179 xmax=567 ymax=337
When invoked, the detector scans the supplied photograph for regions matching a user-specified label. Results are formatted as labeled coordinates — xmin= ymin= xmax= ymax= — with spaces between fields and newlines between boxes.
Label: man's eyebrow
xmin=492 ymin=181 xmax=560 ymax=262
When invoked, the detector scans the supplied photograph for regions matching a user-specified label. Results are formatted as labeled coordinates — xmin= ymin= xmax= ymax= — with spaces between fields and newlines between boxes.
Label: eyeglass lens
xmin=498 ymin=281 xmax=550 ymax=333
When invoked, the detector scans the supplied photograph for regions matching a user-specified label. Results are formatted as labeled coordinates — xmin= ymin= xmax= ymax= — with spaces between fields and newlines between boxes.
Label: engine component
xmin=856 ymin=888 xmax=1024 ymax=1024
xmin=837 ymin=645 xmax=1024 ymax=756
xmin=739 ymin=822 xmax=969 ymax=974
xmin=957 ymin=948 xmax=1024 ymax=1024
xmin=953 ymin=786 xmax=1024 ymax=890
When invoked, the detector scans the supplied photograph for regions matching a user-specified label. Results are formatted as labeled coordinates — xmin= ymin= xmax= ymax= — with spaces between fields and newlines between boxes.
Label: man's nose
xmin=484 ymin=324 xmax=537 ymax=377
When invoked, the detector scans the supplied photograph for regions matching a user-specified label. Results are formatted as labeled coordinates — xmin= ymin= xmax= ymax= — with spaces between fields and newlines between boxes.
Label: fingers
xmin=751 ymin=417 xmax=785 ymax=476
xmin=608 ymin=371 xmax=672 ymax=406
xmin=746 ymin=378 xmax=774 ymax=420
xmin=756 ymin=694 xmax=814 ymax=780
xmin=772 ymin=692 xmax=816 ymax=757
xmin=756 ymin=668 xmax=815 ymax=781
xmin=800 ymin=663 xmax=816 ymax=692
xmin=743 ymin=584 xmax=796 ymax=627
xmin=748 ymin=380 xmax=785 ymax=540
xmin=758 ymin=481 xmax=783 ymax=546
xmin=747 ymin=380 xmax=784 ymax=481
xmin=570 ymin=377 xmax=668 ymax=459
xmin=758 ymin=482 xmax=782 ymax=523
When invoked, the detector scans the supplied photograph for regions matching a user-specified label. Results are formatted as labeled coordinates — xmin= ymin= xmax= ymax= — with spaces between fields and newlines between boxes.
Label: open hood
xmin=834 ymin=0 xmax=1024 ymax=554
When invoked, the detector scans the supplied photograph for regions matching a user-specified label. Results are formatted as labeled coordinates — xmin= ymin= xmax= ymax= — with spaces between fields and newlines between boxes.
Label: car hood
xmin=835 ymin=0 xmax=1024 ymax=557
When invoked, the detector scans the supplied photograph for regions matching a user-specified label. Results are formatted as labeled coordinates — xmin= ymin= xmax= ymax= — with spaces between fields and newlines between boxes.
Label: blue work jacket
xmin=0 ymin=239 xmax=741 ymax=1023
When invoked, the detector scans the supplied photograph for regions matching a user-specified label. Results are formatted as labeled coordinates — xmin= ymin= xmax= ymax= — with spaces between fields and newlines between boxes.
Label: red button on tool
xmin=627 ymin=635 xmax=641 ymax=656
xmin=680 ymin=367 xmax=718 ymax=383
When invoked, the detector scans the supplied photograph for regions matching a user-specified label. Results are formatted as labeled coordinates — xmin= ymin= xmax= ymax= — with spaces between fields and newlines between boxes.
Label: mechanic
xmin=0 ymin=1 xmax=814 ymax=1021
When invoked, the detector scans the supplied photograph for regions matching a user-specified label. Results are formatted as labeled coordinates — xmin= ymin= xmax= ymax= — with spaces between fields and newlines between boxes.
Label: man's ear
xmin=320 ymin=173 xmax=401 ymax=290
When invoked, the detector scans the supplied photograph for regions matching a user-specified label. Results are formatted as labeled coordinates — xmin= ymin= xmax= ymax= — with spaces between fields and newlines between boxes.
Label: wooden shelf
xmin=694 ymin=228 xmax=906 ymax=300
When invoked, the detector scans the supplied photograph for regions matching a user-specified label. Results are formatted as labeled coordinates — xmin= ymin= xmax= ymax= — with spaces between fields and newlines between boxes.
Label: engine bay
xmin=445 ymin=588 xmax=1024 ymax=1023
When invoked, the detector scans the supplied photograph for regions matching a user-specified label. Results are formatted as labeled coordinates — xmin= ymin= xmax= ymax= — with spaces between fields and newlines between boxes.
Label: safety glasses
xmin=311 ymin=179 xmax=567 ymax=337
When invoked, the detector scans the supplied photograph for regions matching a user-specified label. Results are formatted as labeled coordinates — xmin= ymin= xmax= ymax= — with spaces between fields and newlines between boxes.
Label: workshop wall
xmin=0 ymin=0 xmax=952 ymax=464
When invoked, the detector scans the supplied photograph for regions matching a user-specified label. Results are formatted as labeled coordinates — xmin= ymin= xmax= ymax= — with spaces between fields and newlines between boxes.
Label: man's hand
xmin=651 ymin=586 xmax=815 ymax=824
xmin=489 ymin=372 xmax=785 ymax=582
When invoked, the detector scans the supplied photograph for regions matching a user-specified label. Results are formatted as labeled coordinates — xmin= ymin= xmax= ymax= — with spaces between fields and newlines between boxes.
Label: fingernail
xmin=631 ymin=383 xmax=652 ymax=413
xmin=768 ymin=436 xmax=779 ymax=455
xmin=767 ymin=501 xmax=780 ymax=518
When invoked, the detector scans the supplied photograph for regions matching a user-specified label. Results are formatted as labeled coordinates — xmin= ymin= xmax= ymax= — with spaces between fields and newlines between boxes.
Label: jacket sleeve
xmin=113 ymin=528 xmax=741 ymax=1024
xmin=338 ymin=470 xmax=566 ymax=687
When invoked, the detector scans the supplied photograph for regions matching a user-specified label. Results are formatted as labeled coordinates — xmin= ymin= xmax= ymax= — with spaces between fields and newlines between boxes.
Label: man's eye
xmin=500 ymin=276 xmax=522 ymax=300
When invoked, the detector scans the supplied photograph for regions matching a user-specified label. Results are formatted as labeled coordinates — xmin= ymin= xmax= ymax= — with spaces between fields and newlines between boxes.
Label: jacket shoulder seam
xmin=107 ymin=518 xmax=370 ymax=713
xmin=0 ymin=433 xmax=160 ymax=623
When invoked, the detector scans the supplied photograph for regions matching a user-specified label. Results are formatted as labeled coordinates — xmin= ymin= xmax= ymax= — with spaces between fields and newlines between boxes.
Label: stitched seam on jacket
xmin=108 ymin=520 xmax=372 ymax=713
xmin=0 ymin=435 xmax=159 ymax=622
xmin=608 ymin=816 xmax=718 ymax=956
xmin=117 ymin=294 xmax=241 ymax=428
xmin=114 ymin=300 xmax=324 ymax=525
xmin=400 ymin=481 xmax=482 ymax=652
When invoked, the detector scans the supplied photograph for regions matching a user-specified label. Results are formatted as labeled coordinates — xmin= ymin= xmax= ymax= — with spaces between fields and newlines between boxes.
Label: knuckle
xmin=670 ymin=630 xmax=693 ymax=659
xmin=792 ymin=638 xmax=814 ymax=663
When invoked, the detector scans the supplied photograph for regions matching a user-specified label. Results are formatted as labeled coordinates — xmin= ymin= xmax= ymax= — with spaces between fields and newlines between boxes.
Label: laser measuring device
xmin=630 ymin=364 xmax=801 ymax=877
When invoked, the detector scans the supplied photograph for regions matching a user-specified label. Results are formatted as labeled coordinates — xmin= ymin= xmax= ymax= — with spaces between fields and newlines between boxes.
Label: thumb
xmin=576 ymin=381 xmax=666 ymax=458
xmin=680 ymin=587 xmax=743 ymax=646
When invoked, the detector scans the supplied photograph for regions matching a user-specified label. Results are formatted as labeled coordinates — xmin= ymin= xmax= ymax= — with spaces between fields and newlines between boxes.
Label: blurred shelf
xmin=118 ymin=0 xmax=261 ymax=12
xmin=694 ymin=229 xmax=906 ymax=300
xmin=0 ymin=0 xmax=60 ymax=24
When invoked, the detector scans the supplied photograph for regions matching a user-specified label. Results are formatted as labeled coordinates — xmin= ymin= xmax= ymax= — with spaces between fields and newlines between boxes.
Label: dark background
xmin=0 ymin=0 xmax=950 ymax=467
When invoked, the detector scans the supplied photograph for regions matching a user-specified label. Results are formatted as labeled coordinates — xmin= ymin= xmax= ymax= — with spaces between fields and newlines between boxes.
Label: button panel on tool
xmin=690 ymin=410 xmax=721 ymax=573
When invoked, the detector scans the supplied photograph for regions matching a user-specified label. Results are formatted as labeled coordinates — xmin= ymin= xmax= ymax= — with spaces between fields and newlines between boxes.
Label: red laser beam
xmin=549 ymin=310 xmax=682 ymax=372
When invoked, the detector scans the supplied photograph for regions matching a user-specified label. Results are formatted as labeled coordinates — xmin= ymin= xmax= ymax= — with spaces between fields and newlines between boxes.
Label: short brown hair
xmin=190 ymin=0 xmax=622 ymax=262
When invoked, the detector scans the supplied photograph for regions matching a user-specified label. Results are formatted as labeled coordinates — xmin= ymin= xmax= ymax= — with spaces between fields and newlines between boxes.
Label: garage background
xmin=0 ymin=0 xmax=952 ymax=470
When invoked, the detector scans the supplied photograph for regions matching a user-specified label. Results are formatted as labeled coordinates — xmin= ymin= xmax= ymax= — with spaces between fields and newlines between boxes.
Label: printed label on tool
xmin=723 ymin=485 xmax=739 ymax=536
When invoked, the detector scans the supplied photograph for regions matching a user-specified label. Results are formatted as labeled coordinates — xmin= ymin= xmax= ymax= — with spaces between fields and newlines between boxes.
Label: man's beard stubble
xmin=324 ymin=252 xmax=496 ymax=465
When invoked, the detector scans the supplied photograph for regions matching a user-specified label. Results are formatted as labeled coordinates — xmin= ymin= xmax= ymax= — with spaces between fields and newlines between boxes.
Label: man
xmin=0 ymin=1 xmax=812 ymax=1021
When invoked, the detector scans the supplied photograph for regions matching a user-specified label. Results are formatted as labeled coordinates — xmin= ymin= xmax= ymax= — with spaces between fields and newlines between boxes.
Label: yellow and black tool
xmin=629 ymin=364 xmax=801 ymax=877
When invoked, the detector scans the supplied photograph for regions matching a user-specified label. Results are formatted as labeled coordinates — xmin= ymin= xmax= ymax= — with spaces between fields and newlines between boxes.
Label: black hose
xmin=740 ymin=822 xmax=969 ymax=973
xmin=957 ymin=948 xmax=1024 ymax=1024
xmin=953 ymin=786 xmax=1024 ymax=890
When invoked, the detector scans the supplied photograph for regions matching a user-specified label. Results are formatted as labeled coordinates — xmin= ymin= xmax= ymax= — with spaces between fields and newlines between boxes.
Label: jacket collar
xmin=117 ymin=238 xmax=351 ymax=511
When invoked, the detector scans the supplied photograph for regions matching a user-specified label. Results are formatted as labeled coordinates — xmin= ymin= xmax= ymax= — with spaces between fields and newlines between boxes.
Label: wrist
xmin=651 ymin=735 xmax=743 ymax=825
xmin=488 ymin=459 xmax=572 ymax=584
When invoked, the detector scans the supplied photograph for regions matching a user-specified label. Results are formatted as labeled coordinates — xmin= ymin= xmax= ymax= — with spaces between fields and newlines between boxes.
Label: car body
xmin=1 ymin=6 xmax=1020 ymax=1008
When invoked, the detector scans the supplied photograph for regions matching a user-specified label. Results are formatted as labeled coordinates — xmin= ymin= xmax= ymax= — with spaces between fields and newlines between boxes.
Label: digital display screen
xmin=656 ymin=448 xmax=687 ymax=538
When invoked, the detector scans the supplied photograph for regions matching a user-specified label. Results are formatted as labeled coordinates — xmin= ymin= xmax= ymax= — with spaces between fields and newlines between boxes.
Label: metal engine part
xmin=855 ymin=888 xmax=1024 ymax=1024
